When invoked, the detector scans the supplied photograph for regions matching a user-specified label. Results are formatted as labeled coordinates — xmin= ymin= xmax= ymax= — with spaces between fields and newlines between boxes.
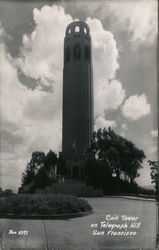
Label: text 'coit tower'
xmin=62 ymin=21 xmax=94 ymax=157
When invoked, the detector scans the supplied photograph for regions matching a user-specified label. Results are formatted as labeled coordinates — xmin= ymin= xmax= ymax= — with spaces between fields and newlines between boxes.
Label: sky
xmin=0 ymin=0 xmax=158 ymax=191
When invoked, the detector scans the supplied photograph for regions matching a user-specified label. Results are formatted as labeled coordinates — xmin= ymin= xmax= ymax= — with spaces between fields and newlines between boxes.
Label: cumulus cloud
xmin=119 ymin=124 xmax=128 ymax=138
xmin=149 ymin=145 xmax=158 ymax=154
xmin=87 ymin=17 xmax=119 ymax=81
xmin=0 ymin=22 xmax=11 ymax=43
xmin=151 ymin=130 xmax=158 ymax=138
xmin=95 ymin=80 xmax=125 ymax=118
xmin=121 ymin=94 xmax=151 ymax=121
xmin=0 ymin=22 xmax=62 ymax=190
xmin=86 ymin=18 xmax=125 ymax=118
xmin=121 ymin=123 xmax=128 ymax=131
xmin=18 ymin=5 xmax=73 ymax=88
xmin=103 ymin=1 xmax=157 ymax=44
xmin=0 ymin=41 xmax=28 ymax=190
xmin=110 ymin=1 xmax=157 ymax=44
xmin=94 ymin=116 xmax=116 ymax=131
xmin=0 ymin=38 xmax=62 ymax=152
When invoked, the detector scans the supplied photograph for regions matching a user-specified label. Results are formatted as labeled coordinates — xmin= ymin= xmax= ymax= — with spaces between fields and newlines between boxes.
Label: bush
xmin=85 ymin=159 xmax=112 ymax=193
xmin=0 ymin=194 xmax=92 ymax=215
xmin=139 ymin=188 xmax=155 ymax=196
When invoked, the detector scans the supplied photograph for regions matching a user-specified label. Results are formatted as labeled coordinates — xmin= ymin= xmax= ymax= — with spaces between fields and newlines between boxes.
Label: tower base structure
xmin=59 ymin=152 xmax=86 ymax=180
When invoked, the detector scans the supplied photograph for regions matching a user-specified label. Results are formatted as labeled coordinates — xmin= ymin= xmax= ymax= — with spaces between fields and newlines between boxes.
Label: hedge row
xmin=0 ymin=194 xmax=92 ymax=215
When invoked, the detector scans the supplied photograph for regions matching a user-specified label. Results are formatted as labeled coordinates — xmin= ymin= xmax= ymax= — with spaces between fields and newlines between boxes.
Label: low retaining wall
xmin=0 ymin=210 xmax=93 ymax=220
xmin=36 ymin=182 xmax=103 ymax=197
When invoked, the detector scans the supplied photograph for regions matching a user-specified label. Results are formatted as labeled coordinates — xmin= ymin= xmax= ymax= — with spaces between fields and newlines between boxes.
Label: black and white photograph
xmin=0 ymin=0 xmax=158 ymax=249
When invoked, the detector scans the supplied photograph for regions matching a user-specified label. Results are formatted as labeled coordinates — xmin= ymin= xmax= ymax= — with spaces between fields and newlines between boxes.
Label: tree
xmin=148 ymin=160 xmax=159 ymax=194
xmin=21 ymin=151 xmax=58 ymax=192
xmin=34 ymin=165 xmax=52 ymax=189
xmin=22 ymin=151 xmax=45 ymax=188
xmin=89 ymin=127 xmax=145 ymax=184
xmin=85 ymin=158 xmax=112 ymax=194
xmin=45 ymin=150 xmax=57 ymax=171
xmin=121 ymin=139 xmax=145 ymax=183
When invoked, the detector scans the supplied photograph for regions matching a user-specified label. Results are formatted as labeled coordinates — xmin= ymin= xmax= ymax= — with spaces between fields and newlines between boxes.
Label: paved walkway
xmin=0 ymin=197 xmax=157 ymax=249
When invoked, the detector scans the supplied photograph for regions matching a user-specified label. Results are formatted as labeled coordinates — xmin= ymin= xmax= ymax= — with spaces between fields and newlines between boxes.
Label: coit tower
xmin=62 ymin=21 xmax=94 ymax=178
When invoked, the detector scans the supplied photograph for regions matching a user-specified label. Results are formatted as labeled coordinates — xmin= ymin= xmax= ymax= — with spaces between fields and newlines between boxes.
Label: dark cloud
xmin=17 ymin=69 xmax=39 ymax=90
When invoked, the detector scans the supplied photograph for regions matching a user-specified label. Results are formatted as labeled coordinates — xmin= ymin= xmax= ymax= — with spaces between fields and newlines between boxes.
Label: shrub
xmin=0 ymin=194 xmax=92 ymax=215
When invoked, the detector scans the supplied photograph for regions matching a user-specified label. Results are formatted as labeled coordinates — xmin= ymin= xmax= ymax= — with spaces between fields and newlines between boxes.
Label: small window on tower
xmin=75 ymin=26 xmax=80 ymax=32
xmin=65 ymin=46 xmax=70 ymax=63
xmin=74 ymin=44 xmax=81 ymax=60
xmin=68 ymin=29 xmax=71 ymax=34
xmin=84 ymin=27 xmax=87 ymax=34
xmin=85 ymin=45 xmax=90 ymax=61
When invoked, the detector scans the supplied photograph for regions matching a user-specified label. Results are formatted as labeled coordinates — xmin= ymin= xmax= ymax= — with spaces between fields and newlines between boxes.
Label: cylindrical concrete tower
xmin=62 ymin=21 xmax=94 ymax=178
xmin=62 ymin=21 xmax=93 ymax=154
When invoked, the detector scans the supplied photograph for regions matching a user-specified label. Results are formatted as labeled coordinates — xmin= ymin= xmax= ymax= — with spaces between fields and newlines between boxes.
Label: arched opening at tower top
xmin=84 ymin=27 xmax=87 ymax=34
xmin=75 ymin=26 xmax=80 ymax=32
